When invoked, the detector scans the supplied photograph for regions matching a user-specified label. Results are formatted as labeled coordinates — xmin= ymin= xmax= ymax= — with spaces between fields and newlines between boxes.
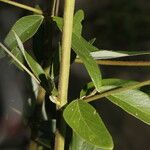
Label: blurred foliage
xmin=83 ymin=0 xmax=150 ymax=51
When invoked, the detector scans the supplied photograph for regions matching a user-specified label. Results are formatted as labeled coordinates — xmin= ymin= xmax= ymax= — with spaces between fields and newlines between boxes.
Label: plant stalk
xmin=28 ymin=140 xmax=38 ymax=150
xmin=55 ymin=0 xmax=75 ymax=150
xmin=75 ymin=58 xmax=150 ymax=66
xmin=51 ymin=0 xmax=57 ymax=16
xmin=84 ymin=80 xmax=150 ymax=103
xmin=0 ymin=43 xmax=40 ymax=84
xmin=58 ymin=0 xmax=75 ymax=108
xmin=0 ymin=0 xmax=43 ymax=14
xmin=55 ymin=0 xmax=60 ymax=16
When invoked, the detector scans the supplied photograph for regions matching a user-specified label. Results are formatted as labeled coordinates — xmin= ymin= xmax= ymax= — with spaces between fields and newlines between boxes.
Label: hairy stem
xmin=55 ymin=0 xmax=75 ymax=150
xmin=75 ymin=58 xmax=150 ymax=66
xmin=0 ymin=0 xmax=43 ymax=14
xmin=84 ymin=80 xmax=150 ymax=103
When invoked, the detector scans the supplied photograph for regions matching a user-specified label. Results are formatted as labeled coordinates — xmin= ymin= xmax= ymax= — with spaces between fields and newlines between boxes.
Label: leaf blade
xmin=73 ymin=9 xmax=84 ymax=36
xmin=4 ymin=15 xmax=44 ymax=49
xmin=14 ymin=32 xmax=52 ymax=91
xmin=0 ymin=15 xmax=44 ymax=62
xmin=70 ymin=132 xmax=103 ymax=150
xmin=64 ymin=100 xmax=113 ymax=150
xmin=53 ymin=11 xmax=102 ymax=91
xmin=107 ymin=90 xmax=150 ymax=125
xmin=72 ymin=34 xmax=102 ymax=90
xmin=80 ymin=78 xmax=138 ymax=98
xmin=80 ymin=78 xmax=150 ymax=125
xmin=91 ymin=50 xmax=150 ymax=60
xmin=14 ymin=31 xmax=45 ymax=81
xmin=0 ymin=43 xmax=40 ymax=84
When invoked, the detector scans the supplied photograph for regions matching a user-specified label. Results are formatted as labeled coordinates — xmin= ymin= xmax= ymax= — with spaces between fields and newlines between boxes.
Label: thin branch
xmin=55 ymin=0 xmax=60 ymax=16
xmin=51 ymin=0 xmax=60 ymax=17
xmin=75 ymin=58 xmax=150 ymax=66
xmin=34 ymin=138 xmax=51 ymax=149
xmin=0 ymin=0 xmax=43 ymax=15
xmin=84 ymin=80 xmax=150 ymax=103
xmin=51 ymin=0 xmax=57 ymax=17
xmin=0 ymin=43 xmax=40 ymax=84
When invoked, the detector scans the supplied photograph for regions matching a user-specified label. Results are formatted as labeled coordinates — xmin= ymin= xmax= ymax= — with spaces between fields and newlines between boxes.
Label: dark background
xmin=0 ymin=0 xmax=150 ymax=149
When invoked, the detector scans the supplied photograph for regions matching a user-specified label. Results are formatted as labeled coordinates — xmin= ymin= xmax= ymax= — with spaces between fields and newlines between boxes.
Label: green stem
xmin=58 ymin=0 xmax=75 ymax=108
xmin=75 ymin=58 xmax=150 ymax=66
xmin=0 ymin=43 xmax=40 ymax=84
xmin=29 ymin=140 xmax=38 ymax=150
xmin=55 ymin=0 xmax=60 ymax=16
xmin=55 ymin=0 xmax=75 ymax=150
xmin=0 ymin=0 xmax=43 ymax=14
xmin=51 ymin=0 xmax=57 ymax=16
xmin=84 ymin=80 xmax=150 ymax=103
xmin=51 ymin=0 xmax=60 ymax=16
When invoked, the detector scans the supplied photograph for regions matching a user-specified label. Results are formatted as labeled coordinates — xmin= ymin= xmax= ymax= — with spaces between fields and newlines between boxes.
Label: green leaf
xmin=91 ymin=51 xmax=129 ymax=59
xmin=72 ymin=34 xmax=102 ymax=91
xmin=53 ymin=16 xmax=99 ymax=52
xmin=73 ymin=10 xmax=84 ymax=36
xmin=101 ymin=78 xmax=138 ymax=86
xmin=0 ymin=43 xmax=40 ymax=84
xmin=80 ymin=78 xmax=150 ymax=125
xmin=91 ymin=50 xmax=150 ymax=60
xmin=50 ymin=10 xmax=84 ymax=79
xmin=53 ymin=11 xmax=102 ymax=91
xmin=10 ymin=47 xmax=24 ymax=64
xmin=80 ymin=78 xmax=138 ymax=98
xmin=14 ymin=32 xmax=45 ymax=81
xmin=4 ymin=15 xmax=44 ymax=49
xmin=0 ymin=15 xmax=44 ymax=61
xmin=53 ymin=12 xmax=150 ymax=61
xmin=64 ymin=100 xmax=113 ymax=150
xmin=14 ymin=32 xmax=52 ymax=91
xmin=70 ymin=132 xmax=102 ymax=150
xmin=107 ymin=90 xmax=150 ymax=125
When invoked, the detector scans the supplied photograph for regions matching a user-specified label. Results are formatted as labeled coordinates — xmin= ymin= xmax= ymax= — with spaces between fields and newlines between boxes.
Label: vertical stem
xmin=55 ymin=0 xmax=60 ymax=16
xmin=29 ymin=140 xmax=38 ymax=150
xmin=51 ymin=0 xmax=60 ymax=16
xmin=55 ymin=0 xmax=75 ymax=150
xmin=58 ymin=0 xmax=75 ymax=107
xmin=51 ymin=0 xmax=57 ymax=16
